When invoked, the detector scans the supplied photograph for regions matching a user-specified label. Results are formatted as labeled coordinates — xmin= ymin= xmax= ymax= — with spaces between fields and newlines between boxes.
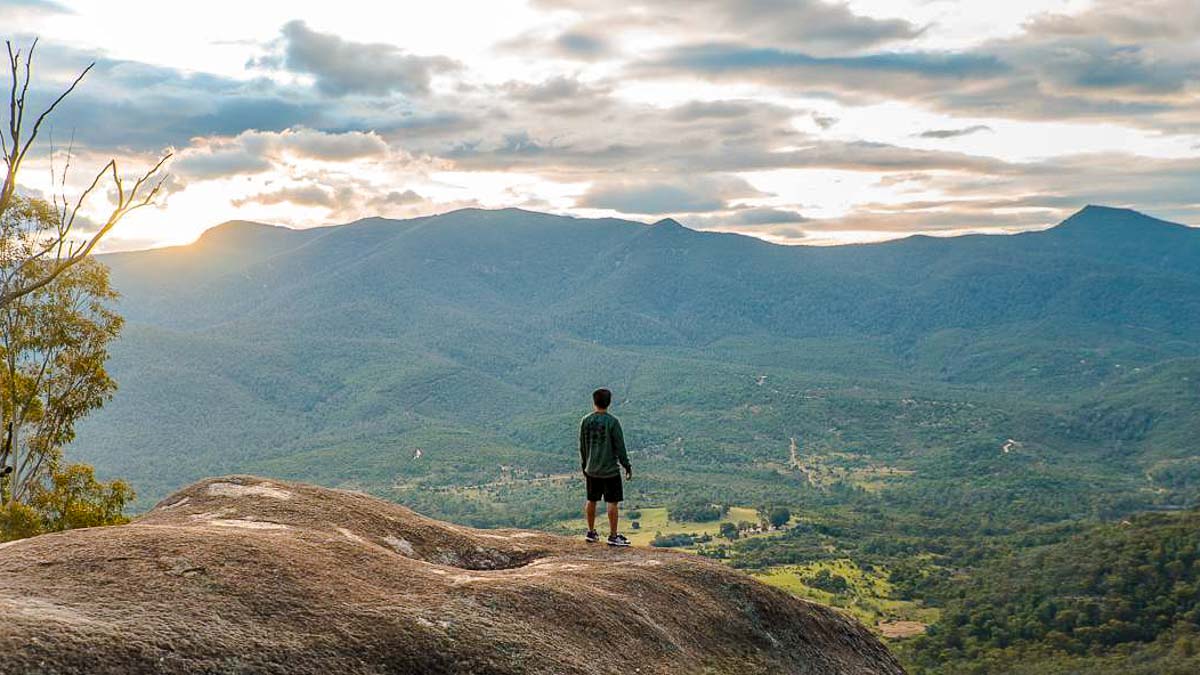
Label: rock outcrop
xmin=0 ymin=476 xmax=904 ymax=674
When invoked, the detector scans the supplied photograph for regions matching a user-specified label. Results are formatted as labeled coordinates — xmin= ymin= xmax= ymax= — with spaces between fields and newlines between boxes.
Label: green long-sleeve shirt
xmin=579 ymin=411 xmax=630 ymax=478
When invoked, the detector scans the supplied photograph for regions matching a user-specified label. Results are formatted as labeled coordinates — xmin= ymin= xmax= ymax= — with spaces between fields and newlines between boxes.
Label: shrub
xmin=670 ymin=500 xmax=725 ymax=523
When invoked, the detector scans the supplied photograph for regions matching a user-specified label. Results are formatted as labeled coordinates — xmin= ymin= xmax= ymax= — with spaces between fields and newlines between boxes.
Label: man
xmin=579 ymin=388 xmax=632 ymax=546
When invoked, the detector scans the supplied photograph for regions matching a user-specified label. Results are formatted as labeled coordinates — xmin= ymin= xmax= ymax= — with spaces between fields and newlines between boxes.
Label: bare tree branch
xmin=0 ymin=38 xmax=170 ymax=310
xmin=18 ymin=59 xmax=92 ymax=168
xmin=0 ymin=153 xmax=171 ymax=306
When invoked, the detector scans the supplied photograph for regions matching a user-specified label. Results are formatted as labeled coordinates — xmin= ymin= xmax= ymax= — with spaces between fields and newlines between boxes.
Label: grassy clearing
xmin=553 ymin=505 xmax=789 ymax=549
xmin=781 ymin=450 xmax=914 ymax=493
xmin=624 ymin=505 xmax=770 ymax=547
xmin=753 ymin=559 xmax=939 ymax=633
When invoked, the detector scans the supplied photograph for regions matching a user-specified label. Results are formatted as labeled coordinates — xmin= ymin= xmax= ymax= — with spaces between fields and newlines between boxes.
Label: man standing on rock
xmin=580 ymin=388 xmax=632 ymax=546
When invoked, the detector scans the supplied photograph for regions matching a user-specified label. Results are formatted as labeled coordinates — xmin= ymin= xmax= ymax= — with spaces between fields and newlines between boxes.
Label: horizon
xmin=99 ymin=202 xmax=1192 ymax=255
xmin=7 ymin=0 xmax=1200 ymax=251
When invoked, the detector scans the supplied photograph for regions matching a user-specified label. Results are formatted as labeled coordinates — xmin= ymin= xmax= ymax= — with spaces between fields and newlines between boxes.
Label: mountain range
xmin=74 ymin=205 xmax=1199 ymax=522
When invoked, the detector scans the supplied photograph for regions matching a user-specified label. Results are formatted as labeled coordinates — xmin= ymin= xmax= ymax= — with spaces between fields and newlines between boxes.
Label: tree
xmin=670 ymin=499 xmax=725 ymax=523
xmin=719 ymin=521 xmax=740 ymax=540
xmin=1 ymin=39 xmax=170 ymax=309
xmin=758 ymin=505 xmax=791 ymax=529
xmin=0 ymin=235 xmax=129 ymax=541
xmin=29 ymin=462 xmax=132 ymax=532
xmin=806 ymin=569 xmax=849 ymax=594
xmin=0 ymin=463 xmax=131 ymax=542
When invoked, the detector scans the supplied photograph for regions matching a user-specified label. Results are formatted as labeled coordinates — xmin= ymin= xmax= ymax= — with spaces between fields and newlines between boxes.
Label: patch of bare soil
xmin=878 ymin=621 xmax=928 ymax=639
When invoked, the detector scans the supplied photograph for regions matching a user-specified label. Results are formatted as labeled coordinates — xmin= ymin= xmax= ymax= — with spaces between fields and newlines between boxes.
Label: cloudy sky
xmin=7 ymin=0 xmax=1200 ymax=249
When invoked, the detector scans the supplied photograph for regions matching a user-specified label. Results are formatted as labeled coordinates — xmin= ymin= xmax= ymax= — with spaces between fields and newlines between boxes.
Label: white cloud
xmin=10 ymin=0 xmax=1198 ymax=250
xmin=173 ymin=128 xmax=391 ymax=180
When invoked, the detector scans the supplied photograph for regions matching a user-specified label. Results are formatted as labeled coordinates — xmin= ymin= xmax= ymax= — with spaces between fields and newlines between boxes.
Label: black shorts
xmin=585 ymin=474 xmax=623 ymax=503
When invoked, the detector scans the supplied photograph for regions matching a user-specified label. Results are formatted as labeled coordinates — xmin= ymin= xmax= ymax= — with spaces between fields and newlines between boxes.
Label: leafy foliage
xmin=759 ymin=505 xmax=791 ymax=529
xmin=670 ymin=499 xmax=725 ymax=522
xmin=1 ymin=463 xmax=133 ymax=542
xmin=0 ymin=243 xmax=127 ymax=540
xmin=901 ymin=511 xmax=1200 ymax=673
xmin=29 ymin=463 xmax=133 ymax=533
xmin=806 ymin=568 xmax=850 ymax=594
xmin=651 ymin=532 xmax=711 ymax=548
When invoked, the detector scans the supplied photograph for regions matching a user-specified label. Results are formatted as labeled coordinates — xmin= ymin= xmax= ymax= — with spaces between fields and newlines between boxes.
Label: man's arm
xmin=612 ymin=419 xmax=632 ymax=478
xmin=579 ymin=420 xmax=588 ymax=473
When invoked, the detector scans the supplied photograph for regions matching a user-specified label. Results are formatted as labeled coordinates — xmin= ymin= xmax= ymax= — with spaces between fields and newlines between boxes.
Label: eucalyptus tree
xmin=0 ymin=195 xmax=129 ymax=540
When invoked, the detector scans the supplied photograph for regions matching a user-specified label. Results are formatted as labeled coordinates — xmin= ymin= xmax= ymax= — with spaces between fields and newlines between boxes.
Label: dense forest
xmin=902 ymin=511 xmax=1200 ymax=674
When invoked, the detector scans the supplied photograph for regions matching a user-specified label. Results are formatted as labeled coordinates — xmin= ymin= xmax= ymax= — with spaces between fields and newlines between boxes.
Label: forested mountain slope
xmin=75 ymin=206 xmax=1198 ymax=520
xmin=902 ymin=509 xmax=1200 ymax=674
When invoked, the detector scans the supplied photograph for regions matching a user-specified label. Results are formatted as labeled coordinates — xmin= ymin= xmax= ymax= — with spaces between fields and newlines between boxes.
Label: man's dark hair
xmin=592 ymin=388 xmax=612 ymax=409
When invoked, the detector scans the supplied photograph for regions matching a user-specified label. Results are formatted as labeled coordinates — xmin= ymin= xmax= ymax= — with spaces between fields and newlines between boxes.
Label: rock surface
xmin=0 ymin=476 xmax=904 ymax=674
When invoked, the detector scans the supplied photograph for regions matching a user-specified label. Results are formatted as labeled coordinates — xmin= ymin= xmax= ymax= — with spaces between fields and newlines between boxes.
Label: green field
xmin=552 ymin=505 xmax=786 ymax=548
xmin=754 ymin=559 xmax=940 ymax=631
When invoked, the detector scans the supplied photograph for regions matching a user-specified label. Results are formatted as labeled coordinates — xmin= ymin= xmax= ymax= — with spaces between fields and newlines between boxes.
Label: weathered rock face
xmin=0 ymin=476 xmax=904 ymax=674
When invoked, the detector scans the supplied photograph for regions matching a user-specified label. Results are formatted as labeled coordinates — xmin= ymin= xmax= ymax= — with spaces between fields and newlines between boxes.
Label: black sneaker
xmin=585 ymin=530 xmax=600 ymax=543
xmin=607 ymin=533 xmax=631 ymax=547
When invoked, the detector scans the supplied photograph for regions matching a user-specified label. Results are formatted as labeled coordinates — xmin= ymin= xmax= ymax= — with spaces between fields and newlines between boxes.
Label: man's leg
xmin=607 ymin=501 xmax=619 ymax=537
xmin=585 ymin=500 xmax=597 ymax=532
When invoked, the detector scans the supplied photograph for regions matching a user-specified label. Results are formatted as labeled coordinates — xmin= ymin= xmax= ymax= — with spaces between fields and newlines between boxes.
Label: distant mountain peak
xmin=652 ymin=217 xmax=684 ymax=228
xmin=437 ymin=206 xmax=542 ymax=219
xmin=195 ymin=220 xmax=290 ymax=244
xmin=1078 ymin=204 xmax=1133 ymax=215
xmin=1052 ymin=205 xmax=1189 ymax=237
